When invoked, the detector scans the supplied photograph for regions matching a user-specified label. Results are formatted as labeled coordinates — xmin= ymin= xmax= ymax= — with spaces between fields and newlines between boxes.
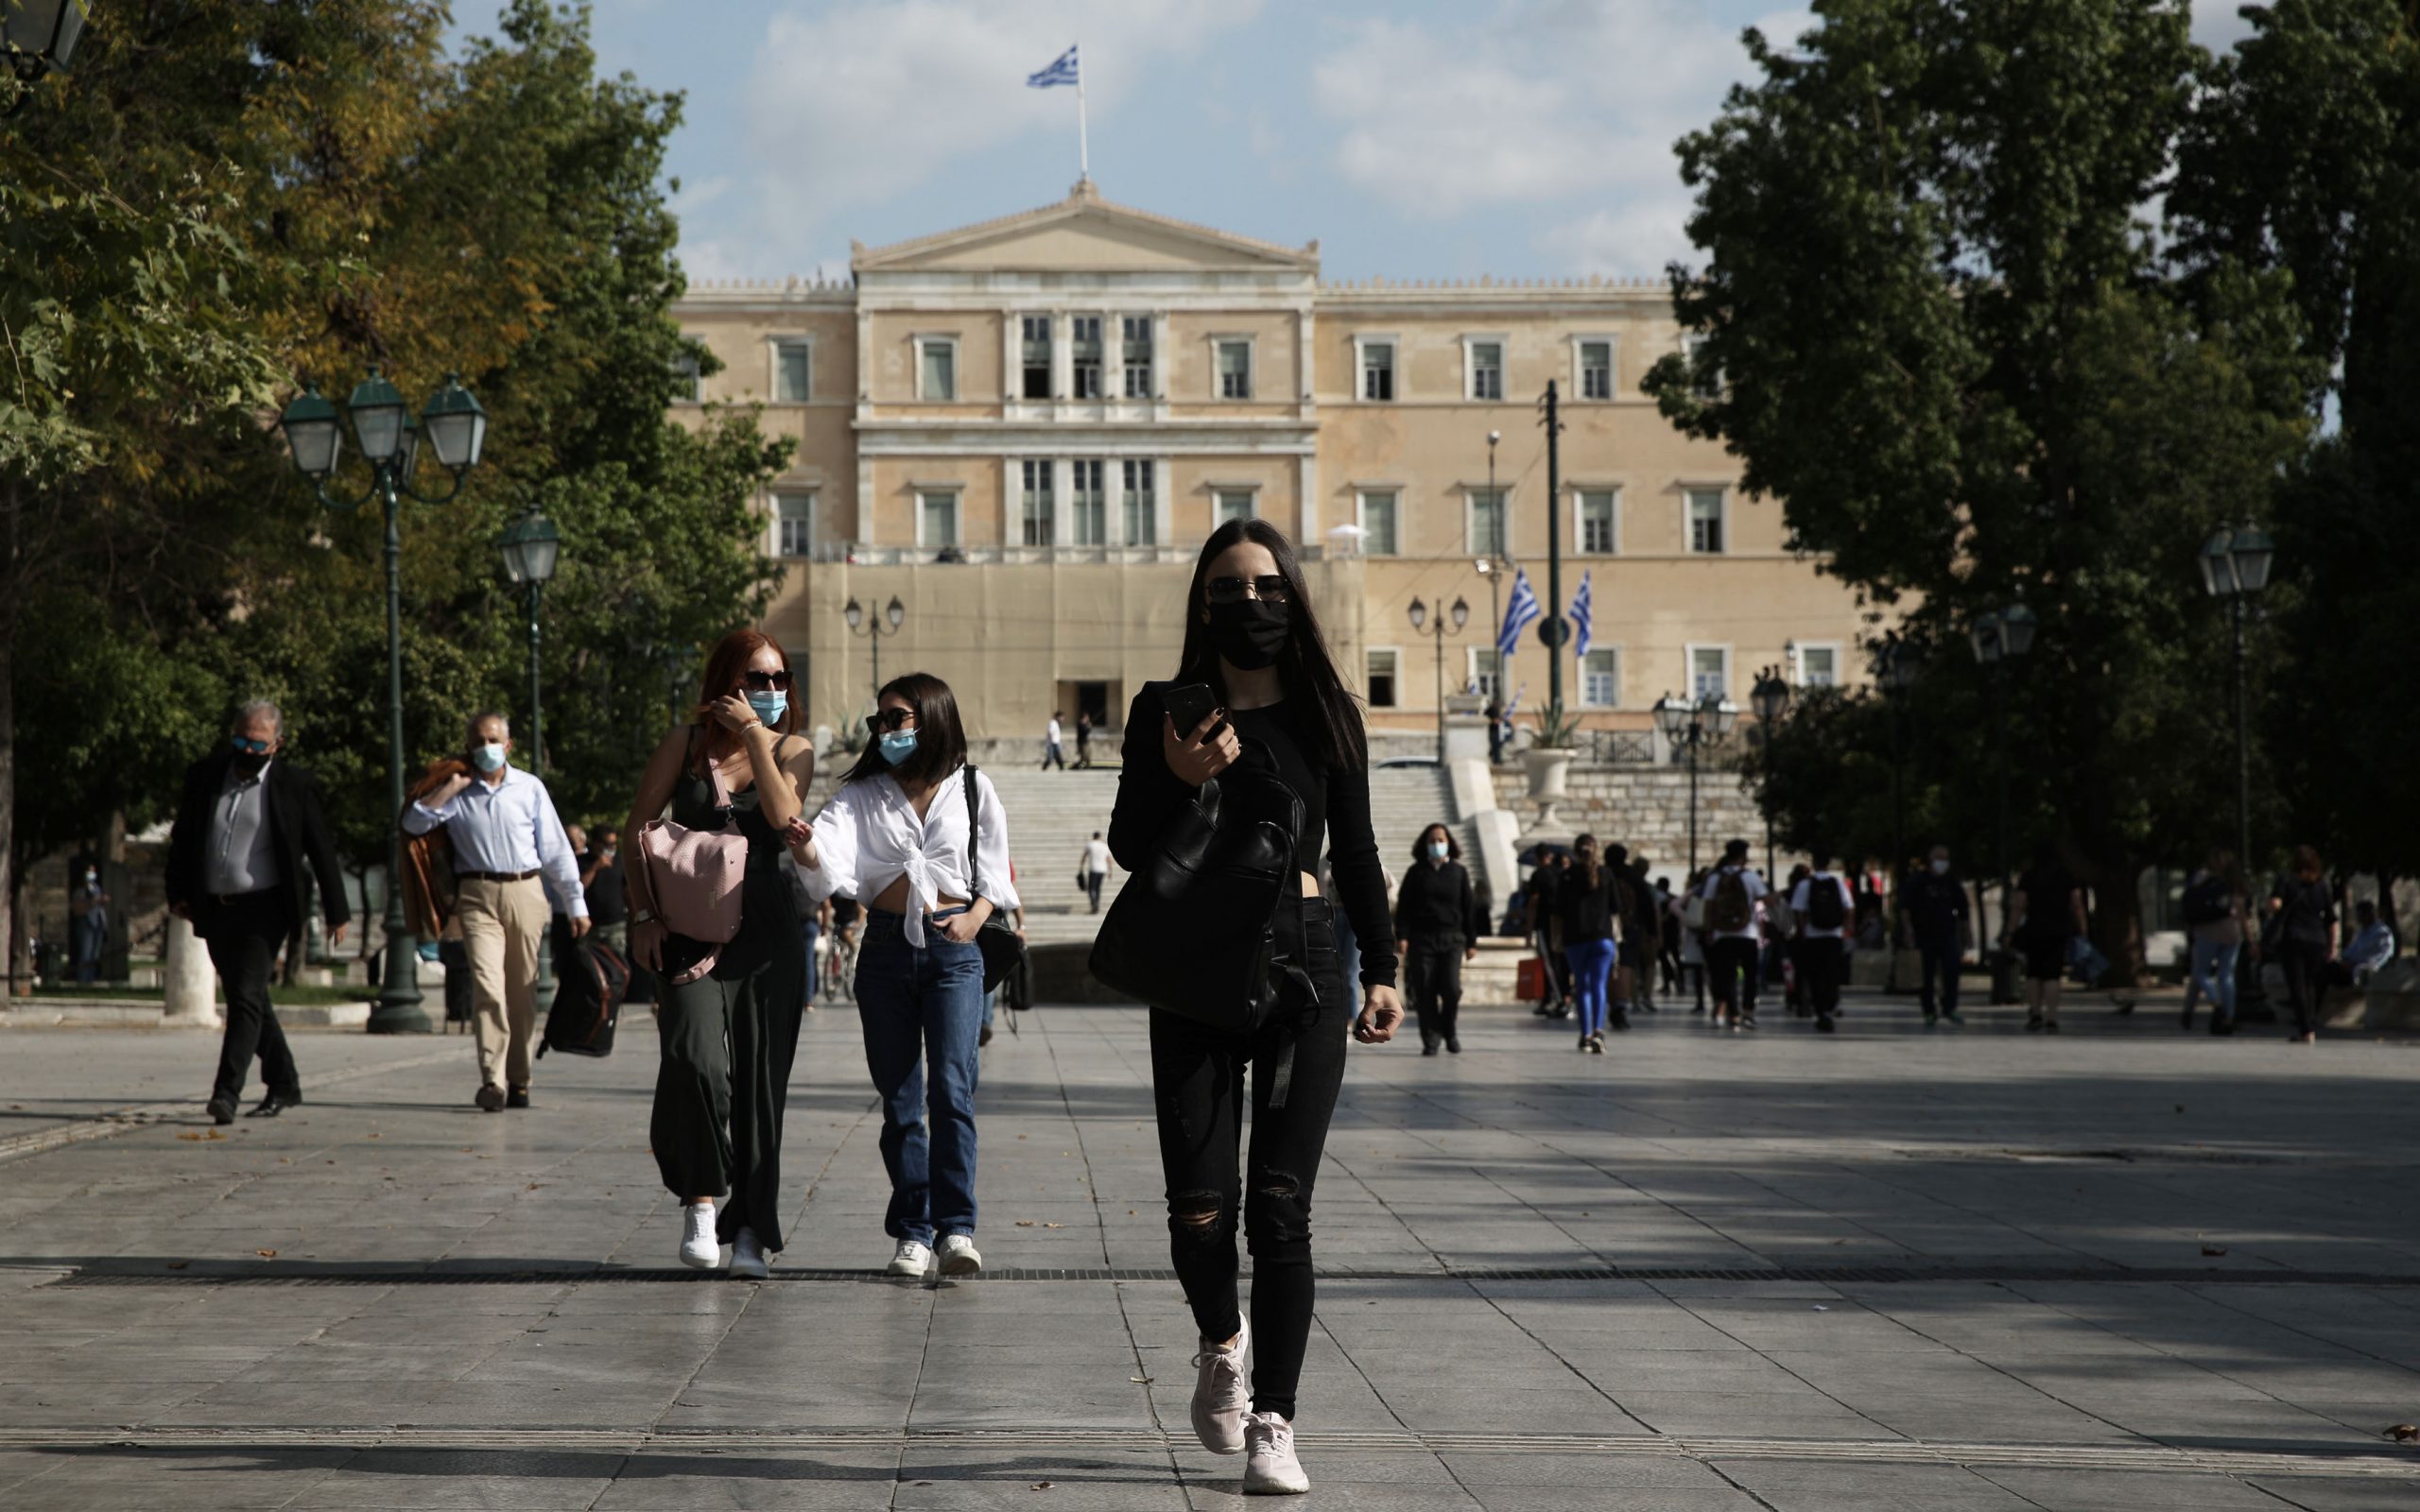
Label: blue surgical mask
xmin=1427 ymin=841 xmax=1449 ymax=861
xmin=745 ymin=691 xmax=787 ymax=725
xmin=471 ymin=742 xmax=508 ymax=774
xmin=879 ymin=730 xmax=920 ymax=766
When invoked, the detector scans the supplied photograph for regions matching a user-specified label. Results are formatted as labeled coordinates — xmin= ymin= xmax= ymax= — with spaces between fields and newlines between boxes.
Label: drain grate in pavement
xmin=43 ymin=1262 xmax=2420 ymax=1288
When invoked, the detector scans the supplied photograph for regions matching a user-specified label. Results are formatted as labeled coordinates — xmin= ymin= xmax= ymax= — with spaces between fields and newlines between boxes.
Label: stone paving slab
xmin=3 ymin=994 xmax=2419 ymax=1507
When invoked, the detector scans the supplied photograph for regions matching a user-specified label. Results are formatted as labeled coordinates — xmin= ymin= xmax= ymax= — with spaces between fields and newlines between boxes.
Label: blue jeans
xmin=2190 ymin=937 xmax=2240 ymax=1027
xmin=1565 ymin=937 xmax=1617 ymax=1038
xmin=801 ymin=919 xmax=821 ymax=1005
xmin=856 ymin=905 xmax=985 ymax=1246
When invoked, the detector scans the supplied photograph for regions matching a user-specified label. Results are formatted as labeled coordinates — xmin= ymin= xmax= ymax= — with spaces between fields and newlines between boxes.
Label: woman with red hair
xmin=622 ymin=628 xmax=816 ymax=1278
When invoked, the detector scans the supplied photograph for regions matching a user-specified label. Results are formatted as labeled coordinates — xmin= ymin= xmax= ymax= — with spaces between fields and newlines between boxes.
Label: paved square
xmin=3 ymin=994 xmax=2417 ymax=1509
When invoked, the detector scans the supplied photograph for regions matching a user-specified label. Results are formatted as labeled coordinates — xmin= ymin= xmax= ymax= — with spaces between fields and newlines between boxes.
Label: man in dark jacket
xmin=1901 ymin=844 xmax=1972 ymax=1024
xmin=165 ymin=700 xmax=352 ymax=1124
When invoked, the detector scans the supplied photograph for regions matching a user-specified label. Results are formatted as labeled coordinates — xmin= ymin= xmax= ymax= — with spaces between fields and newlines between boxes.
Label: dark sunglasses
xmin=741 ymin=669 xmax=793 ymax=692
xmin=1204 ymin=574 xmax=1292 ymax=605
xmin=231 ymin=736 xmax=271 ymax=754
xmin=866 ymin=708 xmax=917 ymax=733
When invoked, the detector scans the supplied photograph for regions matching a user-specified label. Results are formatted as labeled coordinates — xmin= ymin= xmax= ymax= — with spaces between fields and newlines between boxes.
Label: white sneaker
xmin=1189 ymin=1316 xmax=1251 ymax=1455
xmin=887 ymin=1239 xmax=934 ymax=1279
xmin=1242 ymin=1410 xmax=1309 ymax=1495
xmin=938 ymin=1233 xmax=983 ymax=1277
xmin=679 ymin=1202 xmax=720 ymax=1270
xmin=729 ymin=1227 xmax=768 ymax=1280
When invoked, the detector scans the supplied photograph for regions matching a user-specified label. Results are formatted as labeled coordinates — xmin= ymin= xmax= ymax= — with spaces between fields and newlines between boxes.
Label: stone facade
xmin=1488 ymin=763 xmax=1805 ymax=880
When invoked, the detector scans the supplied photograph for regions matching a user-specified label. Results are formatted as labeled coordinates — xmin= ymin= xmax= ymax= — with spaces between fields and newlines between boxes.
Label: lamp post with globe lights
xmin=1748 ymin=664 xmax=1791 ymax=881
xmin=1408 ymin=595 xmax=1470 ymax=765
xmin=1968 ymin=603 xmax=2035 ymax=1000
xmin=2200 ymin=523 xmax=2276 ymax=1020
xmin=1655 ymin=691 xmax=1738 ymax=876
xmin=497 ymin=508 xmax=562 ymax=772
xmin=844 ymin=595 xmax=907 ymax=707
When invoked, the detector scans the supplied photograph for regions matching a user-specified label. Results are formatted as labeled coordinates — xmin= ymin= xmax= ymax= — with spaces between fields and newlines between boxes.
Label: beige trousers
xmin=456 ymin=876 xmax=547 ymax=1090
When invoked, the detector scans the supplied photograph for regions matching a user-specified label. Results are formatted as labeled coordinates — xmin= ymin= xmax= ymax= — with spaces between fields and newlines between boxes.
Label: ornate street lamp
xmin=3 ymin=0 xmax=89 ymax=115
xmin=498 ymin=507 xmax=562 ymax=770
xmin=2201 ymin=523 xmax=2276 ymax=1021
xmin=1408 ymin=595 xmax=1471 ymax=765
xmin=1870 ymin=630 xmax=1924 ymax=900
xmin=278 ymin=368 xmax=490 ymax=1034
xmin=844 ymin=593 xmax=907 ymax=706
xmin=1968 ymin=602 xmax=2033 ymax=1002
xmin=1655 ymin=692 xmax=1736 ymax=875
xmin=1749 ymin=664 xmax=1791 ymax=879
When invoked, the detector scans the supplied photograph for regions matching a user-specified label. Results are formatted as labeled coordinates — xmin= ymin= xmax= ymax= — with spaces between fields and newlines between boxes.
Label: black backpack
xmin=1806 ymin=873 xmax=1846 ymax=931
xmin=539 ymin=936 xmax=632 ymax=1058
xmin=2182 ymin=876 xmax=2231 ymax=927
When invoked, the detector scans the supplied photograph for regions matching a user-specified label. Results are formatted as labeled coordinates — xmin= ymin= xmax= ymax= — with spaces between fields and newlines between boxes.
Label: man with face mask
xmin=166 ymin=700 xmax=353 ymax=1125
xmin=403 ymin=711 xmax=589 ymax=1111
xmin=1902 ymin=844 xmax=1972 ymax=1025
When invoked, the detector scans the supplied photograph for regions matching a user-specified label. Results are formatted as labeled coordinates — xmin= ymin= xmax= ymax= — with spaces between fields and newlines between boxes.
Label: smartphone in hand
xmin=1163 ymin=681 xmax=1219 ymax=741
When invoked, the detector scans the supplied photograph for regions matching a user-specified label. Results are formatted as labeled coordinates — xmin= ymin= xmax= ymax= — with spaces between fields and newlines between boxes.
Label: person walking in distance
xmin=1789 ymin=850 xmax=1853 ymax=1034
xmin=2266 ymin=845 xmax=2337 ymax=1045
xmin=1074 ymin=709 xmax=1095 ymax=770
xmin=1902 ymin=845 xmax=1972 ymax=1025
xmin=790 ymin=672 xmax=1018 ymax=1280
xmin=1700 ymin=839 xmax=1769 ymax=1031
xmin=69 ymin=861 xmax=109 ymax=984
xmin=2004 ymin=839 xmax=2086 ymax=1033
xmin=1109 ymin=519 xmax=1404 ymax=1497
xmin=625 ymin=629 xmax=815 ymax=1277
xmin=579 ymin=827 xmax=630 ymax=965
xmin=1524 ymin=850 xmax=1571 ymax=1020
xmin=2180 ymin=850 xmax=2246 ymax=1035
xmin=405 ymin=713 xmax=589 ymax=1111
xmin=1042 ymin=711 xmax=1067 ymax=771
xmin=1624 ymin=854 xmax=1661 ymax=1012
xmin=1561 ymin=834 xmax=1621 ymax=1051
xmin=164 ymin=701 xmax=352 ymax=1125
xmin=1396 ymin=823 xmax=1481 ymax=1056
xmin=1080 ymin=831 xmax=1114 ymax=914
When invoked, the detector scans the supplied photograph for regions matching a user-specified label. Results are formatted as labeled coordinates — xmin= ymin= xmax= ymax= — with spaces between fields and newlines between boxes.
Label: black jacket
xmin=1395 ymin=858 xmax=1483 ymax=947
xmin=165 ymin=748 xmax=351 ymax=940
xmin=1903 ymin=869 xmax=1970 ymax=937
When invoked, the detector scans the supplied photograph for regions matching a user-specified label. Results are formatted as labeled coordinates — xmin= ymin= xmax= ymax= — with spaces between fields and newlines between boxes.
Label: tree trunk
xmin=0 ymin=476 xmax=17 ymax=995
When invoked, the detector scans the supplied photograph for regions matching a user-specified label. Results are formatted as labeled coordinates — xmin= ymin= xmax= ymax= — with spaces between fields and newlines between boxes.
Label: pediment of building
xmin=853 ymin=180 xmax=1318 ymax=275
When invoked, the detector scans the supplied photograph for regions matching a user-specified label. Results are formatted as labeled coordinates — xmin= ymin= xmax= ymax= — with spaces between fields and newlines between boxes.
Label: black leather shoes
xmin=246 ymin=1091 xmax=302 ymax=1118
xmin=206 ymin=1097 xmax=236 ymax=1125
xmin=505 ymin=1086 xmax=530 ymax=1109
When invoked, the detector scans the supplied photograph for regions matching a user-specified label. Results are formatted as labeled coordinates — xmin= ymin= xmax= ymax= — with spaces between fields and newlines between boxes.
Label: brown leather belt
xmin=458 ymin=869 xmax=541 ymax=883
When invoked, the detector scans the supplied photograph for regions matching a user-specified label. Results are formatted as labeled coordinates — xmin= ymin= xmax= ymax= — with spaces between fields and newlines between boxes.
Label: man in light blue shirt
xmin=402 ymin=711 xmax=587 ymax=1111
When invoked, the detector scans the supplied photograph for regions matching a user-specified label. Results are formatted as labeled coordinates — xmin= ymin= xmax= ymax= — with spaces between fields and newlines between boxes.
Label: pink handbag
xmin=636 ymin=755 xmax=751 ymax=986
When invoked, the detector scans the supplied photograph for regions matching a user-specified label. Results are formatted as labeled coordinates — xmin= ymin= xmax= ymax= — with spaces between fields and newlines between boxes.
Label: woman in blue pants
xmin=1561 ymin=833 xmax=1619 ymax=1054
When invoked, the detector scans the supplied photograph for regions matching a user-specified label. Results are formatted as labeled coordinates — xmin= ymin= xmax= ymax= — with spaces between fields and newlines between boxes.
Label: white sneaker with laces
xmin=1188 ymin=1316 xmax=1251 ymax=1454
xmin=729 ymin=1227 xmax=769 ymax=1280
xmin=679 ymin=1202 xmax=720 ymax=1270
xmin=887 ymin=1239 xmax=934 ymax=1279
xmin=1242 ymin=1410 xmax=1309 ymax=1495
xmin=938 ymin=1233 xmax=983 ymax=1277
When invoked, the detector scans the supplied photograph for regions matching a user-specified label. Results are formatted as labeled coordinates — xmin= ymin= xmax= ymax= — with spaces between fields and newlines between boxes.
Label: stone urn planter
xmin=1521 ymin=747 xmax=1574 ymax=801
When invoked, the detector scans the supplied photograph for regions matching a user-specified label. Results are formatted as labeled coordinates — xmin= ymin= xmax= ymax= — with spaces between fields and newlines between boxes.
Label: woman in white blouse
xmin=788 ymin=672 xmax=1019 ymax=1280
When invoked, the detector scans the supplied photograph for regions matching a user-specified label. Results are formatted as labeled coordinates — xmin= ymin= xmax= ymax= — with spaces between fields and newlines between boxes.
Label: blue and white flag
xmin=1028 ymin=44 xmax=1080 ymax=89
xmin=1498 ymin=567 xmax=1542 ymax=660
xmin=1570 ymin=571 xmax=1594 ymax=660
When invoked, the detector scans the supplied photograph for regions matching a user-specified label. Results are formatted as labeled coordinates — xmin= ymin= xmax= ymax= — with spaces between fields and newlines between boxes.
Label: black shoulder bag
xmin=960 ymin=765 xmax=1026 ymax=993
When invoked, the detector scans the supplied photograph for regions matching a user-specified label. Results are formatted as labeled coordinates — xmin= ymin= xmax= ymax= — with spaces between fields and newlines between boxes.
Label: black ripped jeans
xmin=1149 ymin=895 xmax=1350 ymax=1423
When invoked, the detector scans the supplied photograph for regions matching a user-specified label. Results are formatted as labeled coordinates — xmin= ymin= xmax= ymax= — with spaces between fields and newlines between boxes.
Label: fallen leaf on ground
xmin=255 ymin=1249 xmax=277 ymax=1259
xmin=175 ymin=1131 xmax=224 ymax=1142
xmin=2388 ymin=1424 xmax=2417 ymax=1442
xmin=1130 ymin=1376 xmax=1152 ymax=1384
xmin=1043 ymin=1223 xmax=1066 ymax=1229
xmin=2202 ymin=1245 xmax=2228 ymax=1257
xmin=164 ymin=1261 xmax=189 ymax=1271
xmin=1030 ymin=1483 xmax=1054 ymax=1491
xmin=1015 ymin=1221 xmax=1036 ymax=1228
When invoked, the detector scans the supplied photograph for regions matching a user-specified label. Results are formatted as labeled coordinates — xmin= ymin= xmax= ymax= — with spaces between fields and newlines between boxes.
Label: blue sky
xmin=446 ymin=1 xmax=2258 ymax=285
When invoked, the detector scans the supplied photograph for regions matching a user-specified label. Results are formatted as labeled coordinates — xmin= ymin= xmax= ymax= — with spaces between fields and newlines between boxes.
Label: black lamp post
xmin=3 ymin=0 xmax=88 ymax=115
xmin=1969 ymin=603 xmax=2035 ymax=1002
xmin=1655 ymin=691 xmax=1737 ymax=876
xmin=1748 ymin=664 xmax=1791 ymax=880
xmin=844 ymin=595 xmax=906 ymax=705
xmin=1472 ymin=429 xmax=1510 ymax=705
xmin=279 ymin=369 xmax=489 ymax=1034
xmin=2201 ymin=522 xmax=2275 ymax=1020
xmin=497 ymin=508 xmax=561 ymax=770
xmin=1408 ymin=594 xmax=1470 ymax=764
xmin=1871 ymin=630 xmax=1923 ymax=902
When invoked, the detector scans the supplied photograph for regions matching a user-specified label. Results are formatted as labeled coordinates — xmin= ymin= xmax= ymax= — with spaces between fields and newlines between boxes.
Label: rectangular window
xmin=1579 ymin=339 xmax=1613 ymax=401
xmin=1366 ymin=650 xmax=1399 ymax=709
xmin=1021 ymin=315 xmax=1053 ymax=400
xmin=774 ymin=491 xmax=814 ymax=558
xmin=918 ymin=338 xmax=957 ymax=402
xmin=1217 ymin=340 xmax=1253 ymax=400
xmin=1686 ymin=335 xmax=1722 ymax=398
xmin=1798 ymin=644 xmax=1839 ymax=688
xmin=1215 ymin=490 xmax=1255 ymax=525
xmin=1121 ymin=316 xmax=1153 ymax=399
xmin=1687 ymin=489 xmax=1726 ymax=554
xmin=1578 ymin=490 xmax=1617 ymax=555
xmin=774 ymin=341 xmax=811 ymax=403
xmin=1470 ymin=648 xmax=1503 ymax=701
xmin=673 ymin=351 xmax=701 ymax=404
xmin=920 ymin=490 xmax=959 ymax=549
xmin=1121 ymin=458 xmax=1156 ymax=545
xmin=1468 ymin=489 xmax=1508 ymax=557
xmin=1469 ymin=340 xmax=1503 ymax=401
xmin=1359 ymin=490 xmax=1399 ymax=556
xmin=1071 ymin=317 xmax=1103 ymax=400
xmin=1070 ymin=459 xmax=1106 ymax=545
xmin=1582 ymin=649 xmax=1620 ymax=709
xmin=1689 ymin=645 xmax=1730 ymax=700
xmin=1361 ymin=340 xmax=1395 ymax=402
xmin=1020 ymin=459 xmax=1054 ymax=547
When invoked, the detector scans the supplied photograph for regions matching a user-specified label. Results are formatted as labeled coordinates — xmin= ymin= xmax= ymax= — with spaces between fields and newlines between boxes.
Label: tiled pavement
xmin=2 ymin=993 xmax=2418 ymax=1509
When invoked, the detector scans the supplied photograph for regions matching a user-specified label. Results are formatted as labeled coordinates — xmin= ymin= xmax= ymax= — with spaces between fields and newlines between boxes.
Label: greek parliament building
xmin=669 ymin=180 xmax=1867 ymax=754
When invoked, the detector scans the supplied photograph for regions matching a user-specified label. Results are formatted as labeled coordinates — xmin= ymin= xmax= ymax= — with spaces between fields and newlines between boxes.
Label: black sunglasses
xmin=741 ymin=669 xmax=793 ymax=692
xmin=232 ymin=736 xmax=271 ymax=754
xmin=866 ymin=708 xmax=916 ymax=733
xmin=1205 ymin=574 xmax=1292 ymax=605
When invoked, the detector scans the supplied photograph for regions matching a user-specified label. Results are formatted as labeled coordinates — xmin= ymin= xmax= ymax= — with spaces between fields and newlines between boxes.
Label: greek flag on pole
xmin=1028 ymin=44 xmax=1080 ymax=88
xmin=1498 ymin=567 xmax=1542 ymax=660
xmin=1571 ymin=571 xmax=1594 ymax=660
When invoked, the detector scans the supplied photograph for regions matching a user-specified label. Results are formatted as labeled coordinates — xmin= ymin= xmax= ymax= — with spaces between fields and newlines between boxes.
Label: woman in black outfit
xmin=2267 ymin=844 xmax=2337 ymax=1045
xmin=2005 ymin=838 xmax=2086 ymax=1033
xmin=1396 ymin=822 xmax=1482 ymax=1056
xmin=1109 ymin=519 xmax=1403 ymax=1499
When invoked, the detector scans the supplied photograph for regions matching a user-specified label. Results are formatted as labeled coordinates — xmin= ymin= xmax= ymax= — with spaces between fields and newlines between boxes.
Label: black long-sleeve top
xmin=1395 ymin=858 xmax=1483 ymax=947
xmin=1110 ymin=682 xmax=1396 ymax=988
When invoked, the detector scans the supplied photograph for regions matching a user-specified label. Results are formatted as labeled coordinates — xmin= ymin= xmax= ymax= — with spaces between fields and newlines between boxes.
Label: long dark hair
xmin=839 ymin=672 xmax=967 ymax=788
xmin=691 ymin=627 xmax=801 ymax=772
xmin=1572 ymin=832 xmax=1602 ymax=891
xmin=1413 ymin=822 xmax=1460 ymax=863
xmin=1176 ymin=518 xmax=1366 ymax=770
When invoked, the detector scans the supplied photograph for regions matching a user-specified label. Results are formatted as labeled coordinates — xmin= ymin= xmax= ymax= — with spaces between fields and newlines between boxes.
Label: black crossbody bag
xmin=960 ymin=765 xmax=1025 ymax=993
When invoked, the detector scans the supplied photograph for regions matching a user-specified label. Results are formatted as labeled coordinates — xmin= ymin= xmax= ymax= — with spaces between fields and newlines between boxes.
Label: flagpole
xmin=1077 ymin=46 xmax=1091 ymax=180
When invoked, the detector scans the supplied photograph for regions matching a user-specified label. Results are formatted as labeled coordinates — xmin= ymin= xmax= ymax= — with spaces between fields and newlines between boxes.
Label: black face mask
xmin=1206 ymin=599 xmax=1292 ymax=671
xmin=231 ymin=748 xmax=269 ymax=777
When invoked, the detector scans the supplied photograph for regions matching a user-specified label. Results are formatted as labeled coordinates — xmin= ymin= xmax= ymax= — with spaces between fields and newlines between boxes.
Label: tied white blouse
xmin=801 ymin=765 xmax=1020 ymax=946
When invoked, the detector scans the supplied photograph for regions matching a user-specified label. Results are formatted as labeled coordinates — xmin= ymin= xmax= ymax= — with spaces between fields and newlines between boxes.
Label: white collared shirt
xmin=401 ymin=765 xmax=587 ymax=918
xmin=1789 ymin=872 xmax=1850 ymax=940
xmin=801 ymin=765 xmax=1019 ymax=947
